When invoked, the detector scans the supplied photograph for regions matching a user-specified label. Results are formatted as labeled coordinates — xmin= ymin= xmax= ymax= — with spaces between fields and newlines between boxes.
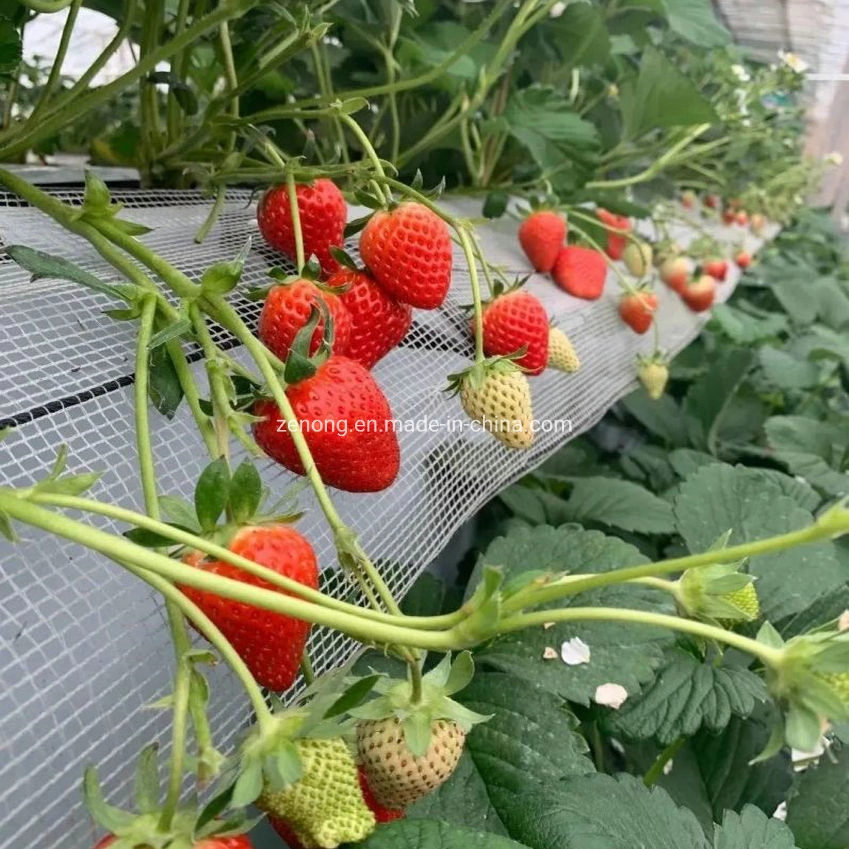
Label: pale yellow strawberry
xmin=723 ymin=583 xmax=760 ymax=620
xmin=460 ymin=365 xmax=533 ymax=449
xmin=637 ymin=358 xmax=669 ymax=400
xmin=548 ymin=327 xmax=580 ymax=373
xmin=356 ymin=717 xmax=466 ymax=809
xmin=623 ymin=241 xmax=653 ymax=277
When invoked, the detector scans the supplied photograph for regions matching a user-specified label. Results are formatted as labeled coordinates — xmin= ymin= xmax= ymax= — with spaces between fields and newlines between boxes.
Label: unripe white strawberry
xmin=548 ymin=327 xmax=580 ymax=373
xmin=623 ymin=240 xmax=653 ymax=277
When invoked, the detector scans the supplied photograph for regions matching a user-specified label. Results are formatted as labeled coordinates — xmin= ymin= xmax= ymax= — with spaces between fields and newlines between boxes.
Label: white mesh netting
xmin=0 ymin=188 xmax=768 ymax=848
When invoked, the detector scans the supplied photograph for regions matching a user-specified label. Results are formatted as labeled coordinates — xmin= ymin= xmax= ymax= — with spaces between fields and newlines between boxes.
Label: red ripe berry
xmin=659 ymin=257 xmax=691 ymax=294
xmin=736 ymin=210 xmax=750 ymax=227
xmin=179 ymin=527 xmax=318 ymax=692
xmin=259 ymin=279 xmax=351 ymax=359
xmin=618 ymin=290 xmax=658 ymax=335
xmin=257 ymin=180 xmax=347 ymax=276
xmin=552 ymin=246 xmax=607 ymax=300
xmin=475 ymin=290 xmax=550 ymax=376
xmin=95 ymin=838 xmax=253 ymax=849
xmin=735 ymin=251 xmax=752 ymax=269
xmin=359 ymin=202 xmax=452 ymax=309
xmin=704 ymin=194 xmax=720 ymax=210
xmin=702 ymin=259 xmax=728 ymax=282
xmin=518 ymin=210 xmax=567 ymax=273
xmin=596 ymin=208 xmax=631 ymax=260
xmin=253 ymin=357 xmax=400 ymax=493
xmin=681 ymin=274 xmax=716 ymax=313
xmin=326 ymin=268 xmax=412 ymax=369
xmin=722 ymin=209 xmax=737 ymax=225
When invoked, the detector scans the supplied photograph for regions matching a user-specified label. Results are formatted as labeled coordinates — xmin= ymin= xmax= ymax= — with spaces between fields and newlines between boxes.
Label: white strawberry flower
xmin=778 ymin=50 xmax=809 ymax=74
xmin=826 ymin=152 xmax=844 ymax=166
xmin=731 ymin=64 xmax=751 ymax=82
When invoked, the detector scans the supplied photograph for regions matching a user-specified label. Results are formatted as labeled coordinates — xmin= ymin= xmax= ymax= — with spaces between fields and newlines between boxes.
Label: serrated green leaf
xmin=786 ymin=741 xmax=849 ymax=847
xmin=607 ymin=648 xmax=768 ymax=744
xmin=660 ymin=0 xmax=730 ymax=46
xmin=758 ymin=347 xmax=820 ymax=390
xmin=563 ymin=476 xmax=676 ymax=534
xmin=548 ymin=1 xmax=611 ymax=68
xmin=356 ymin=819 xmax=531 ymax=849
xmin=712 ymin=806 xmax=799 ymax=849
xmin=765 ymin=417 xmax=849 ymax=496
xmin=674 ymin=464 xmax=845 ymax=623
xmin=471 ymin=526 xmax=674 ymax=702
xmin=409 ymin=670 xmax=593 ymax=834
xmin=158 ymin=495 xmax=201 ymax=532
xmin=656 ymin=712 xmax=793 ymax=834
xmin=621 ymin=391 xmax=690 ymax=446
xmin=498 ymin=774 xmax=709 ymax=849
xmin=194 ymin=458 xmax=231 ymax=531
xmin=622 ymin=48 xmax=717 ymax=139
xmin=710 ymin=305 xmax=788 ymax=344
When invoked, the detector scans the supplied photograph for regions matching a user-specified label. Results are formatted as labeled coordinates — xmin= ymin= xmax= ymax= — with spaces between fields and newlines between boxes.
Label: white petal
xmin=838 ymin=610 xmax=849 ymax=631
xmin=543 ymin=646 xmax=558 ymax=660
xmin=560 ymin=637 xmax=591 ymax=666
xmin=594 ymin=683 xmax=628 ymax=709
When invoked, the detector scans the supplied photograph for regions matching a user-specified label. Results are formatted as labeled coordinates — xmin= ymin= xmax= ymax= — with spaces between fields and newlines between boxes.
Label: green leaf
xmin=773 ymin=276 xmax=820 ymax=326
xmin=673 ymin=463 xmax=845 ymax=622
xmin=200 ymin=241 xmax=250 ymax=295
xmin=764 ymin=417 xmax=849 ymax=496
xmin=148 ymin=317 xmax=192 ymax=350
xmin=713 ymin=806 xmax=799 ymax=849
xmin=124 ymin=526 xmax=184 ymax=548
xmin=229 ymin=461 xmax=263 ymax=524
xmin=621 ymin=391 xmax=690 ymax=446
xmin=758 ymin=348 xmax=820 ymax=390
xmin=503 ymin=86 xmax=600 ymax=175
xmin=409 ymin=670 xmax=593 ymax=834
xmin=659 ymin=0 xmax=730 ymax=46
xmin=622 ymin=48 xmax=717 ymax=138
xmin=148 ymin=344 xmax=184 ymax=420
xmin=684 ymin=348 xmax=754 ymax=454
xmin=472 ymin=526 xmax=674 ymax=702
xmin=562 ymin=476 xmax=676 ymax=534
xmin=607 ymin=648 xmax=768 ymax=744
xmin=482 ymin=191 xmax=509 ymax=220
xmin=710 ymin=305 xmax=788 ymax=344
xmin=500 ymin=774 xmax=709 ymax=849
xmin=744 ymin=469 xmax=821 ymax=513
xmin=0 ymin=17 xmax=22 ymax=73
xmin=668 ymin=449 xmax=717 ymax=480
xmin=498 ymin=485 xmax=573 ymax=526
xmin=657 ymin=713 xmax=793 ymax=834
xmin=5 ymin=245 xmax=134 ymax=302
xmin=158 ymin=495 xmax=201 ymax=532
xmin=194 ymin=458 xmax=231 ymax=531
xmin=355 ymin=820 xmax=531 ymax=849
xmin=786 ymin=741 xmax=849 ymax=848
xmin=133 ymin=745 xmax=160 ymax=814
xmin=548 ymin=2 xmax=611 ymax=68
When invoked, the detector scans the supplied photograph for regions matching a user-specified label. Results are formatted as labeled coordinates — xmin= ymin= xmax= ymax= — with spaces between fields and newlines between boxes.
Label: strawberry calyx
xmin=349 ymin=653 xmax=489 ymax=757
xmin=85 ymin=748 xmax=253 ymax=849
xmin=674 ymin=531 xmax=760 ymax=624
xmin=446 ymin=353 xmax=526 ymax=395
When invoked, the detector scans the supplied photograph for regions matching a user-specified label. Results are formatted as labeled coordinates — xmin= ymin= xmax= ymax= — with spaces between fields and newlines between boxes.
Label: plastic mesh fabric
xmin=0 ymin=189 xmax=768 ymax=849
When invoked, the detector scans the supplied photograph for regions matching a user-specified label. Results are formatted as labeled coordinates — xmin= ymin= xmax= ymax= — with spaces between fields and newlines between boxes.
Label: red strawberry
xmin=359 ymin=202 xmax=452 ymax=309
xmin=704 ymin=194 xmax=720 ymax=210
xmin=268 ymin=769 xmax=401 ymax=849
xmin=618 ymin=289 xmax=658 ymax=334
xmin=474 ymin=290 xmax=550 ymax=375
xmin=736 ymin=210 xmax=750 ymax=227
xmin=722 ymin=209 xmax=736 ymax=225
xmin=326 ymin=268 xmax=412 ymax=369
xmin=259 ymin=279 xmax=351 ymax=359
xmin=681 ymin=274 xmax=716 ymax=313
xmin=253 ymin=356 xmax=400 ymax=492
xmin=659 ymin=257 xmax=691 ymax=293
xmin=179 ymin=526 xmax=318 ymax=692
xmin=735 ymin=250 xmax=752 ymax=269
xmin=702 ymin=258 xmax=728 ymax=282
xmin=95 ymin=838 xmax=252 ymax=849
xmin=596 ymin=208 xmax=631 ymax=260
xmin=518 ymin=210 xmax=567 ymax=272
xmin=258 ymin=180 xmax=347 ymax=276
xmin=552 ymin=246 xmax=607 ymax=300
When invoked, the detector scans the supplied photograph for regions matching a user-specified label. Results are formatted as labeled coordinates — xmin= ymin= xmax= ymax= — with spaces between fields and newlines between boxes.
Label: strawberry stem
xmin=567 ymin=219 xmax=637 ymax=295
xmin=285 ymin=169 xmax=306 ymax=271
xmin=643 ymin=736 xmax=685 ymax=787
xmin=337 ymin=112 xmax=393 ymax=205
xmin=458 ymin=227 xmax=486 ymax=363
xmin=498 ymin=607 xmax=783 ymax=667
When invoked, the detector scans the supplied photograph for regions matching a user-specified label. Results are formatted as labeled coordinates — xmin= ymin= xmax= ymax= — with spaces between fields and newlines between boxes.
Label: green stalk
xmin=643 ymin=737 xmax=684 ymax=787
xmin=29 ymin=0 xmax=82 ymax=120
xmin=498 ymin=607 xmax=782 ymax=666
xmin=338 ymin=113 xmax=393 ymax=204
xmin=166 ymin=0 xmax=193 ymax=145
xmin=286 ymin=169 xmax=306 ymax=270
xmin=133 ymin=295 xmax=195 ymax=830
xmin=0 ymin=494 xmax=457 ymax=650
xmin=194 ymin=186 xmax=227 ymax=245
xmin=139 ymin=0 xmax=165 ymax=173
xmin=504 ymin=516 xmax=849 ymax=613
xmin=458 ymin=227 xmax=485 ymax=363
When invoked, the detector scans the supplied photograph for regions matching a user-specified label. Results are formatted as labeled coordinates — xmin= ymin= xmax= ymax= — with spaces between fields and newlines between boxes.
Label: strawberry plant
xmin=1 ymin=2 xmax=848 ymax=849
